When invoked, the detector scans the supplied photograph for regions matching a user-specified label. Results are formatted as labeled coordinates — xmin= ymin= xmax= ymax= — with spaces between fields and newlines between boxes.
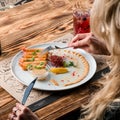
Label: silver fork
xmin=54 ymin=46 xmax=69 ymax=49
xmin=46 ymin=64 xmax=51 ymax=71
xmin=41 ymin=46 xmax=54 ymax=54
xmin=41 ymin=45 xmax=69 ymax=54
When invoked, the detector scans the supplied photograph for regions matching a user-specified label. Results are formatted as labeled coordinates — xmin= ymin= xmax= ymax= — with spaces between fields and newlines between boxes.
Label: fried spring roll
xmin=19 ymin=61 xmax=47 ymax=70
xmin=19 ymin=57 xmax=46 ymax=62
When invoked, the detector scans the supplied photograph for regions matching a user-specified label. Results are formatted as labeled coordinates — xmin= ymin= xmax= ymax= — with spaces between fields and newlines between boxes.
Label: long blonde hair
xmin=81 ymin=0 xmax=120 ymax=120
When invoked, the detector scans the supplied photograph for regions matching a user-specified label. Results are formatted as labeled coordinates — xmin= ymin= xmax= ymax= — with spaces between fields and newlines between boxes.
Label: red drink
xmin=73 ymin=10 xmax=90 ymax=34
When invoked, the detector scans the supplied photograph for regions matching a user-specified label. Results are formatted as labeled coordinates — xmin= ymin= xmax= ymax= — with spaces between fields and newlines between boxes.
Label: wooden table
xmin=0 ymin=0 xmax=104 ymax=120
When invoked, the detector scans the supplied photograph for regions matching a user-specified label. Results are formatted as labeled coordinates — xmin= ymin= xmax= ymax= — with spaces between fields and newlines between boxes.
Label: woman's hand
xmin=8 ymin=103 xmax=39 ymax=120
xmin=68 ymin=33 xmax=109 ymax=55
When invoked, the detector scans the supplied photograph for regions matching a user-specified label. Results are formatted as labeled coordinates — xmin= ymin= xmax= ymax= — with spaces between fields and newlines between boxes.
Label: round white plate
xmin=11 ymin=42 xmax=97 ymax=91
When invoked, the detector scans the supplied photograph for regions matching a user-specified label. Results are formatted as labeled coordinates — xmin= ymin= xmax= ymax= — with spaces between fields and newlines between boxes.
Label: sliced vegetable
xmin=26 ymin=57 xmax=35 ymax=62
xmin=32 ymin=51 xmax=37 ymax=55
xmin=34 ymin=65 xmax=42 ymax=69
xmin=27 ymin=64 xmax=33 ymax=70
xmin=50 ymin=67 xmax=68 ymax=74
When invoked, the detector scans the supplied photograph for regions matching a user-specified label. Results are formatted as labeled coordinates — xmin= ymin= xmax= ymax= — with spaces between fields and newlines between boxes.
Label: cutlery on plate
xmin=22 ymin=77 xmax=38 ymax=105
xmin=42 ymin=36 xmax=97 ymax=54
xmin=54 ymin=46 xmax=70 ymax=49
xmin=41 ymin=46 xmax=70 ymax=54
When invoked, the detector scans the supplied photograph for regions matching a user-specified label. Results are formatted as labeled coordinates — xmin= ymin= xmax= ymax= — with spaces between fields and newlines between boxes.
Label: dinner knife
xmin=22 ymin=77 xmax=38 ymax=105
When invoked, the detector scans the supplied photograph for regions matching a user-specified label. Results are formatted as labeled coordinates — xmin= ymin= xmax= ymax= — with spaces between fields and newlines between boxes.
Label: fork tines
xmin=42 ymin=45 xmax=69 ymax=55
xmin=46 ymin=64 xmax=51 ymax=71
xmin=41 ymin=46 xmax=54 ymax=54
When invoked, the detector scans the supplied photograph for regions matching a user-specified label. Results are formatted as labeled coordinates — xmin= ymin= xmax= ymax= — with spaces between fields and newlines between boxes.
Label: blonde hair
xmin=81 ymin=0 xmax=120 ymax=120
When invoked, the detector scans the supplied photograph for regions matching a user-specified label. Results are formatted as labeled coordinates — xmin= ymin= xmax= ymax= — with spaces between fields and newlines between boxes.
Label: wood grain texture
xmin=35 ymin=80 xmax=103 ymax=120
xmin=0 ymin=0 xmax=93 ymax=120
xmin=0 ymin=0 xmax=73 ymax=59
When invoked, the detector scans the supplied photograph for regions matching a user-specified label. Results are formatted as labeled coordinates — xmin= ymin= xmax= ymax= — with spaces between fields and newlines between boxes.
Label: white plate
xmin=11 ymin=42 xmax=97 ymax=91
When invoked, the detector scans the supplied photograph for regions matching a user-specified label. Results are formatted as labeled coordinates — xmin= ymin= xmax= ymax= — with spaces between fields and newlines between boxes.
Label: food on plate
xmin=19 ymin=47 xmax=48 ymax=71
xmin=50 ymin=79 xmax=59 ymax=86
xmin=49 ymin=49 xmax=89 ymax=86
xmin=49 ymin=55 xmax=64 ymax=67
xmin=48 ymin=54 xmax=76 ymax=67
xmin=18 ymin=47 xmax=89 ymax=86
xmin=19 ymin=47 xmax=48 ymax=80
xmin=50 ymin=67 xmax=68 ymax=74
xmin=29 ymin=69 xmax=49 ymax=81
xmin=19 ymin=61 xmax=47 ymax=71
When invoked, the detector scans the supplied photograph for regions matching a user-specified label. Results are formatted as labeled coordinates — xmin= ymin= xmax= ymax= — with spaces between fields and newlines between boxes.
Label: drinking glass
xmin=73 ymin=9 xmax=90 ymax=35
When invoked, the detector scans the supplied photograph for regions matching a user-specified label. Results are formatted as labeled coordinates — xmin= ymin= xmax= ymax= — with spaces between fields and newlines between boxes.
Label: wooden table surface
xmin=0 ymin=0 xmax=98 ymax=120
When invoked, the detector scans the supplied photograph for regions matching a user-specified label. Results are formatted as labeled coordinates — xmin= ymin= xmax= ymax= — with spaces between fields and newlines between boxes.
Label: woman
xmin=8 ymin=0 xmax=120 ymax=119
xmin=70 ymin=0 xmax=120 ymax=120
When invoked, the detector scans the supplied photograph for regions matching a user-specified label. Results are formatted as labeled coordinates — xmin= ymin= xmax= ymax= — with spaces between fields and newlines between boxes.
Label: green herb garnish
xmin=40 ymin=62 xmax=44 ymax=66
xmin=63 ymin=61 xmax=75 ymax=67
xmin=32 ymin=51 xmax=37 ymax=55
xmin=34 ymin=65 xmax=42 ymax=69
xmin=27 ymin=64 xmax=33 ymax=70
xmin=69 ymin=61 xmax=74 ymax=66
xmin=36 ymin=49 xmax=40 ymax=52
xmin=31 ymin=57 xmax=35 ymax=61
xmin=63 ymin=61 xmax=69 ymax=67
xmin=26 ymin=57 xmax=35 ymax=62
